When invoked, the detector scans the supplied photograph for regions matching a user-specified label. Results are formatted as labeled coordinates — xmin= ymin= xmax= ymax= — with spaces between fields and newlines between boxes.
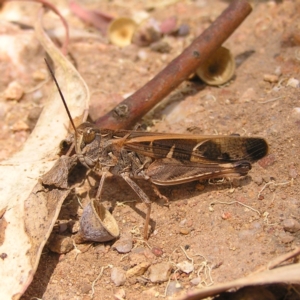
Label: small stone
xmin=32 ymin=69 xmax=47 ymax=81
xmin=179 ymin=228 xmax=190 ymax=235
xmin=137 ymin=50 xmax=148 ymax=61
xmin=282 ymin=219 xmax=300 ymax=233
xmin=160 ymin=16 xmax=177 ymax=34
xmin=80 ymin=282 xmax=91 ymax=294
xmin=151 ymin=247 xmax=163 ymax=257
xmin=253 ymin=176 xmax=263 ymax=185
xmin=126 ymin=262 xmax=150 ymax=278
xmin=48 ymin=234 xmax=74 ymax=254
xmin=150 ymin=40 xmax=172 ymax=53
xmin=239 ymin=87 xmax=257 ymax=103
xmin=176 ymin=260 xmax=194 ymax=274
xmin=263 ymin=74 xmax=279 ymax=83
xmin=112 ymin=234 xmax=133 ymax=253
xmin=258 ymin=154 xmax=276 ymax=168
xmin=114 ymin=288 xmax=126 ymax=300
xmin=286 ymin=78 xmax=299 ymax=88
xmin=190 ymin=277 xmax=200 ymax=285
xmin=177 ymin=24 xmax=190 ymax=36
xmin=165 ymin=280 xmax=183 ymax=297
xmin=111 ymin=267 xmax=126 ymax=286
xmin=278 ymin=232 xmax=295 ymax=244
xmin=179 ymin=219 xmax=187 ymax=227
xmin=94 ymin=244 xmax=107 ymax=255
xmin=221 ymin=212 xmax=232 ymax=220
xmin=143 ymin=248 xmax=156 ymax=260
xmin=4 ymin=81 xmax=24 ymax=101
xmin=148 ymin=262 xmax=172 ymax=283
xmin=129 ymin=252 xmax=147 ymax=266
xmin=289 ymin=167 xmax=298 ymax=179
xmin=141 ymin=287 xmax=159 ymax=297
xmin=11 ymin=120 xmax=30 ymax=132
xmin=274 ymin=66 xmax=282 ymax=76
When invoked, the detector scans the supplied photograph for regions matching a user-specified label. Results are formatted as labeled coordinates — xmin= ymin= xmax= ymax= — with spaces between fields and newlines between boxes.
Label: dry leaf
xmin=0 ymin=8 xmax=89 ymax=299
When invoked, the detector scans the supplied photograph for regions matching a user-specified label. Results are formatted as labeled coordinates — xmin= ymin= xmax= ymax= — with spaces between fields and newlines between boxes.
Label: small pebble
xmin=263 ymin=74 xmax=279 ymax=83
xmin=32 ymin=69 xmax=47 ymax=81
xmin=282 ymin=219 xmax=300 ymax=233
xmin=114 ymin=288 xmax=126 ymax=300
xmin=262 ymin=175 xmax=271 ymax=183
xmin=148 ymin=262 xmax=172 ymax=283
xmin=253 ymin=176 xmax=263 ymax=185
xmin=179 ymin=219 xmax=187 ymax=227
xmin=80 ymin=282 xmax=92 ymax=294
xmin=111 ymin=267 xmax=126 ymax=286
xmin=165 ymin=281 xmax=183 ymax=297
xmin=160 ymin=16 xmax=177 ymax=34
xmin=141 ymin=287 xmax=159 ymax=297
xmin=274 ymin=66 xmax=282 ymax=76
xmin=150 ymin=40 xmax=172 ymax=53
xmin=289 ymin=167 xmax=298 ymax=179
xmin=179 ymin=228 xmax=191 ymax=235
xmin=239 ymin=87 xmax=257 ymax=103
xmin=11 ymin=120 xmax=30 ymax=132
xmin=151 ymin=247 xmax=163 ymax=257
xmin=93 ymin=244 xmax=107 ymax=255
xmin=286 ymin=77 xmax=299 ymax=88
xmin=278 ymin=232 xmax=295 ymax=244
xmin=137 ymin=49 xmax=148 ymax=60
xmin=48 ymin=234 xmax=74 ymax=254
xmin=177 ymin=24 xmax=190 ymax=36
xmin=129 ymin=252 xmax=146 ymax=266
xmin=4 ymin=81 xmax=24 ymax=101
xmin=126 ymin=262 xmax=150 ymax=278
xmin=144 ymin=248 xmax=156 ymax=260
xmin=176 ymin=260 xmax=194 ymax=274
xmin=112 ymin=234 xmax=133 ymax=253
xmin=258 ymin=154 xmax=276 ymax=168
xmin=132 ymin=23 xmax=161 ymax=47
xmin=221 ymin=212 xmax=231 ymax=220
xmin=190 ymin=277 xmax=200 ymax=285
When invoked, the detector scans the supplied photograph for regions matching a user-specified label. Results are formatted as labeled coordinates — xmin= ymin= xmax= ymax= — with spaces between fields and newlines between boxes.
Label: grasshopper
xmin=45 ymin=60 xmax=268 ymax=239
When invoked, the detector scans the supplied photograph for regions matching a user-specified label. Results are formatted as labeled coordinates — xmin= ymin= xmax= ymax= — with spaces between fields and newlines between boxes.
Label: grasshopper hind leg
xmin=121 ymin=173 xmax=152 ymax=239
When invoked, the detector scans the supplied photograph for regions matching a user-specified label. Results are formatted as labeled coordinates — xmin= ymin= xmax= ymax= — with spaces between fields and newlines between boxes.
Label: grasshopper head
xmin=75 ymin=122 xmax=101 ymax=169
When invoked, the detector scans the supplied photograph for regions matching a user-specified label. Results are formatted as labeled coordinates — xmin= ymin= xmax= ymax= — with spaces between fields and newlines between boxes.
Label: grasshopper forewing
xmin=45 ymin=59 xmax=268 ymax=239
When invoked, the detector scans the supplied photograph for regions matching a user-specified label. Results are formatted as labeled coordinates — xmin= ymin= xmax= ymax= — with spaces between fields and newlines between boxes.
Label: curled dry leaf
xmin=77 ymin=200 xmax=119 ymax=243
xmin=0 ymin=8 xmax=89 ymax=300
xmin=196 ymin=46 xmax=236 ymax=86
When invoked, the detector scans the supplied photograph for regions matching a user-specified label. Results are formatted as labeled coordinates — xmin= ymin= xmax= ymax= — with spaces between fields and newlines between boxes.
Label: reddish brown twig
xmin=95 ymin=0 xmax=252 ymax=130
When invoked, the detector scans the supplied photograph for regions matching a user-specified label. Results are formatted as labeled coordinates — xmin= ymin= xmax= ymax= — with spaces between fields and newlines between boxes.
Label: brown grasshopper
xmin=46 ymin=60 xmax=268 ymax=239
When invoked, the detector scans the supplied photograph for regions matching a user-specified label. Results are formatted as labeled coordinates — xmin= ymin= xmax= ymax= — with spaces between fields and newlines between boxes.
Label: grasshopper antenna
xmin=44 ymin=58 xmax=77 ymax=134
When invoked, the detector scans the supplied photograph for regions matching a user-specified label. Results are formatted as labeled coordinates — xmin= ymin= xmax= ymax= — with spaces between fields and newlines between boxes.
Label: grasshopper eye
xmin=83 ymin=128 xmax=96 ymax=144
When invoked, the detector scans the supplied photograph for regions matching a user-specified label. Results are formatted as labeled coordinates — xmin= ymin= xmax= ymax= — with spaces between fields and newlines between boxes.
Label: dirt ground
xmin=0 ymin=0 xmax=300 ymax=299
